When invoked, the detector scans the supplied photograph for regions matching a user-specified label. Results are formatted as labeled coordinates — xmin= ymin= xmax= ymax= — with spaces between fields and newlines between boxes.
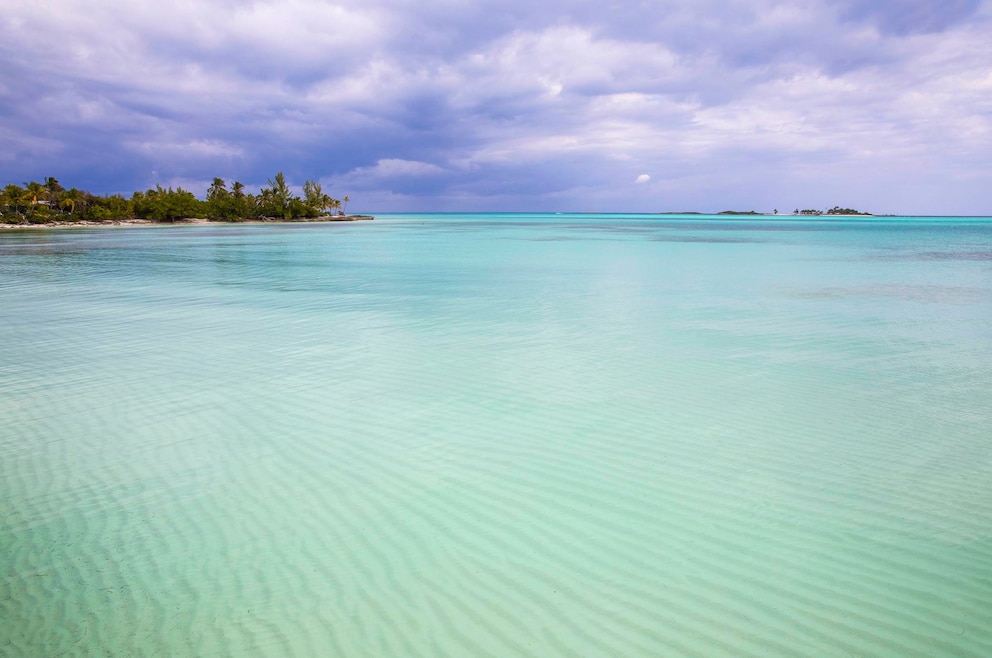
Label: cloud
xmin=833 ymin=0 xmax=982 ymax=35
xmin=124 ymin=139 xmax=244 ymax=159
xmin=351 ymin=159 xmax=446 ymax=179
xmin=635 ymin=174 xmax=651 ymax=184
xmin=1 ymin=0 xmax=990 ymax=213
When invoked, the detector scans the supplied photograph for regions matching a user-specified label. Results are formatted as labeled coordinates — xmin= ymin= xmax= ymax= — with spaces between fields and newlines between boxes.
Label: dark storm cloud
xmin=1 ymin=0 xmax=990 ymax=213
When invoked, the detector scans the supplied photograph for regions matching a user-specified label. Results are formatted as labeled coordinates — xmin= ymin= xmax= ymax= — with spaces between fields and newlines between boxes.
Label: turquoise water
xmin=2 ymin=214 xmax=991 ymax=656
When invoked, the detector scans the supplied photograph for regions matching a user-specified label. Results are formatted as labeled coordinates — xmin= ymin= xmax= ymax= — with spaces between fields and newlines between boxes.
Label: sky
xmin=2 ymin=0 xmax=990 ymax=214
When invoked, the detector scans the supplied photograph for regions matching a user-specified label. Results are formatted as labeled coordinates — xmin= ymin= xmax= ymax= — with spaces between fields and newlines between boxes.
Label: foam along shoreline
xmin=0 ymin=215 xmax=374 ymax=230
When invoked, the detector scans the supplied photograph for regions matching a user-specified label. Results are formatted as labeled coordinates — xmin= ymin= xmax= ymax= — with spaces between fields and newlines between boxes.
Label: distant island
xmin=675 ymin=207 xmax=873 ymax=216
xmin=1 ymin=173 xmax=372 ymax=227
xmin=799 ymin=206 xmax=872 ymax=216
xmin=657 ymin=207 xmax=873 ymax=217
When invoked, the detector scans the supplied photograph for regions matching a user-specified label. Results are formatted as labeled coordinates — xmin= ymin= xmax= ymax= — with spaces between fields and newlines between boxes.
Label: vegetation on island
xmin=794 ymin=206 xmax=871 ymax=216
xmin=717 ymin=207 xmax=872 ymax=216
xmin=0 ymin=173 xmax=358 ymax=224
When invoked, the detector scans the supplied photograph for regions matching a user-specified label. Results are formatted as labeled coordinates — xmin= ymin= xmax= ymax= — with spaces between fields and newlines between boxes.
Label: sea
xmin=2 ymin=213 xmax=991 ymax=656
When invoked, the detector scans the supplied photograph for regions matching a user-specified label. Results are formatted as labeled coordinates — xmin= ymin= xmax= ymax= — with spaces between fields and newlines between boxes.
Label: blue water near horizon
xmin=2 ymin=214 xmax=991 ymax=655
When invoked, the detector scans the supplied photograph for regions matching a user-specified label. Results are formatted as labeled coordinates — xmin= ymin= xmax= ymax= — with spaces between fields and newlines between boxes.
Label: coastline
xmin=0 ymin=215 xmax=374 ymax=230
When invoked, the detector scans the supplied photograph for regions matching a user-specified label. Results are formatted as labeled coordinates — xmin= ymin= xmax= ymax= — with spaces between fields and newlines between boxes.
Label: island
xmin=656 ymin=207 xmax=873 ymax=217
xmin=795 ymin=207 xmax=872 ymax=216
xmin=1 ymin=173 xmax=372 ymax=227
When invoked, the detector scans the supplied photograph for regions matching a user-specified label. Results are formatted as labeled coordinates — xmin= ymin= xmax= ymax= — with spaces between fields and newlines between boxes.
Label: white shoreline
xmin=0 ymin=216 xmax=374 ymax=230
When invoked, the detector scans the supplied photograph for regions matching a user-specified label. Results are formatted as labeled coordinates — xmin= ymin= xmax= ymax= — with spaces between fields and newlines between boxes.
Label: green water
xmin=2 ymin=215 xmax=991 ymax=656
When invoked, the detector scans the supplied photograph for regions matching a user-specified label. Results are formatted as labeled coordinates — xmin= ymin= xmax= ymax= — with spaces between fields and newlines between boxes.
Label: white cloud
xmin=345 ymin=159 xmax=446 ymax=181
xmin=371 ymin=159 xmax=444 ymax=177
xmin=1 ymin=0 xmax=990 ymax=212
xmin=124 ymin=139 xmax=244 ymax=159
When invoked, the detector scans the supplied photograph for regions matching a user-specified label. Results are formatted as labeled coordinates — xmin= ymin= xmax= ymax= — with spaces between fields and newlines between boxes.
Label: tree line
xmin=0 ymin=173 xmax=352 ymax=224
xmin=794 ymin=206 xmax=871 ymax=216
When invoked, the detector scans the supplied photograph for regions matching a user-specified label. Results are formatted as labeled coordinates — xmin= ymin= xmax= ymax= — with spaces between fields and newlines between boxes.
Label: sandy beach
xmin=0 ymin=216 xmax=374 ymax=230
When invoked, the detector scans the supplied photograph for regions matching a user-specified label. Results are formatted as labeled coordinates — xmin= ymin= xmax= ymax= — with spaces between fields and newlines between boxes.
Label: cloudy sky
xmin=2 ymin=0 xmax=990 ymax=213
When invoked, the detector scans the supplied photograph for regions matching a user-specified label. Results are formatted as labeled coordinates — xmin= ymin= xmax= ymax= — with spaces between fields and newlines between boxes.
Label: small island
xmin=794 ymin=206 xmax=872 ymax=216
xmin=657 ymin=207 xmax=873 ymax=217
xmin=1 ymin=173 xmax=372 ymax=228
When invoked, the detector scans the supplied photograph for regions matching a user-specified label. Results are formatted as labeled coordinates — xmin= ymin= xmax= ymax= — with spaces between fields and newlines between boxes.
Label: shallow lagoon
xmin=2 ymin=214 xmax=991 ymax=656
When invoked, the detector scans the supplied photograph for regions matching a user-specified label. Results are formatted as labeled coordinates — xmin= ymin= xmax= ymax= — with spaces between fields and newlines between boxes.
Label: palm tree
xmin=228 ymin=181 xmax=250 ymax=219
xmin=207 ymin=177 xmax=228 ymax=201
xmin=269 ymin=172 xmax=290 ymax=205
xmin=19 ymin=181 xmax=48 ymax=219
xmin=2 ymin=184 xmax=24 ymax=218
xmin=206 ymin=178 xmax=230 ymax=219
xmin=21 ymin=181 xmax=46 ymax=207
xmin=60 ymin=188 xmax=85 ymax=215
xmin=302 ymin=179 xmax=324 ymax=210
xmin=341 ymin=195 xmax=350 ymax=215
xmin=263 ymin=172 xmax=292 ymax=217
xmin=44 ymin=176 xmax=63 ymax=202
